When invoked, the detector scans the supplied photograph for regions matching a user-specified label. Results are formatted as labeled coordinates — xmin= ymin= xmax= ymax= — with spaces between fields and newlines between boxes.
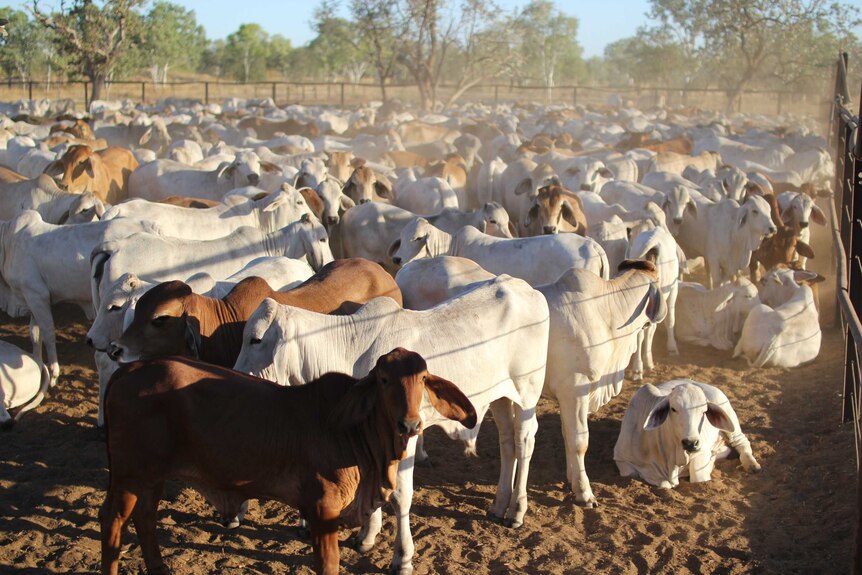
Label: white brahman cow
xmin=0 ymin=340 xmax=51 ymax=429
xmin=733 ymin=267 xmax=821 ymax=368
xmin=614 ymin=379 xmax=761 ymax=488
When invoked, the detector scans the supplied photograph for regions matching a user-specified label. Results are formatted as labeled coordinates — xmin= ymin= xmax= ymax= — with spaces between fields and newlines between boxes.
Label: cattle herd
xmin=0 ymin=94 xmax=836 ymax=574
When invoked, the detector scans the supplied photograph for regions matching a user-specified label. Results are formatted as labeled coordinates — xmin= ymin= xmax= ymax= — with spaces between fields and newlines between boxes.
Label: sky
xmin=3 ymin=0 xmax=655 ymax=58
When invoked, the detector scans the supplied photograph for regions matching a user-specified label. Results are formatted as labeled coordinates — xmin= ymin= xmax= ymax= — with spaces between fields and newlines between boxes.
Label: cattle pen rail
xmin=0 ymin=77 xmax=829 ymax=118
xmin=830 ymin=52 xmax=862 ymax=575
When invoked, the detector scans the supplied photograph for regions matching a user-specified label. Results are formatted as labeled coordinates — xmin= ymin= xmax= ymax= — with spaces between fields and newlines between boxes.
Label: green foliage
xmin=0 ymin=8 xmax=66 ymax=82
xmin=141 ymin=1 xmax=206 ymax=82
xmin=224 ymin=23 xmax=269 ymax=82
xmin=513 ymin=0 xmax=583 ymax=86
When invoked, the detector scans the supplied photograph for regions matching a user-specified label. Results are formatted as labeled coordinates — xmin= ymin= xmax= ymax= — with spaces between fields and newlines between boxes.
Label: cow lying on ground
xmin=100 ymin=349 xmax=476 ymax=575
xmin=0 ymin=340 xmax=50 ymax=429
xmin=614 ymin=379 xmax=761 ymax=488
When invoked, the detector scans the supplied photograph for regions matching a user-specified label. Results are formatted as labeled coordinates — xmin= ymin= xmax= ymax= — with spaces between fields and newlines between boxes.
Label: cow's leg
xmin=355 ymin=507 xmax=382 ymax=553
xmin=388 ymin=435 xmax=418 ymax=575
xmin=131 ymin=482 xmax=168 ymax=575
xmin=414 ymin=434 xmax=430 ymax=465
xmin=26 ymin=293 xmax=59 ymax=386
xmin=631 ymin=330 xmax=645 ymax=381
xmin=505 ymin=404 xmax=537 ymax=528
xmin=100 ymin=486 xmax=138 ymax=575
xmin=488 ymin=397 xmax=516 ymax=522
xmin=643 ymin=323 xmax=656 ymax=371
xmin=311 ymin=528 xmax=340 ymax=575
xmin=95 ymin=351 xmax=119 ymax=427
xmin=557 ymin=382 xmax=596 ymax=506
xmin=665 ymin=283 xmax=679 ymax=356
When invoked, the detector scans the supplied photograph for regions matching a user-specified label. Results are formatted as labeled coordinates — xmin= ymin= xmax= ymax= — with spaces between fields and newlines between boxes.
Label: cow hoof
xmin=221 ymin=516 xmax=241 ymax=529
xmin=387 ymin=564 xmax=413 ymax=575
xmin=352 ymin=535 xmax=375 ymax=553
xmin=503 ymin=517 xmax=523 ymax=528
xmin=668 ymin=348 xmax=680 ymax=357
xmin=486 ymin=510 xmax=505 ymax=524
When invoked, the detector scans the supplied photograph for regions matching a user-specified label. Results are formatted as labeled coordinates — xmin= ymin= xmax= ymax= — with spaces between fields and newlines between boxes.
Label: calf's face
xmin=109 ymin=281 xmax=197 ymax=363
xmin=644 ymin=383 xmax=734 ymax=455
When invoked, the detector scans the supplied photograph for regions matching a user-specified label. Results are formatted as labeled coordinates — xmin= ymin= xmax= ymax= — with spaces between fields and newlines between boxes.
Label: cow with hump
xmin=109 ymin=258 xmax=402 ymax=367
xmin=234 ymin=275 xmax=549 ymax=575
xmin=100 ymin=349 xmax=476 ymax=575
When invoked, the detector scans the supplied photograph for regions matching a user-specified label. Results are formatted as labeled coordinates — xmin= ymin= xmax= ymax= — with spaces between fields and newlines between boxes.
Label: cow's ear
xmin=341 ymin=176 xmax=356 ymax=199
xmin=524 ymin=201 xmax=538 ymax=227
xmin=387 ymin=239 xmax=401 ymax=258
xmin=705 ymin=402 xmax=735 ymax=433
xmin=183 ymin=315 xmax=202 ymax=359
xmin=508 ymin=220 xmax=518 ymax=238
xmin=260 ymin=161 xmax=282 ymax=174
xmin=561 ymin=200 xmax=581 ymax=230
xmin=514 ymin=177 xmax=532 ymax=196
xmin=811 ymin=204 xmax=827 ymax=226
xmin=340 ymin=194 xmax=356 ymax=212
xmin=83 ymin=157 xmax=95 ymax=178
xmin=138 ymin=126 xmax=153 ymax=146
xmin=298 ymin=187 xmax=325 ymax=219
xmin=375 ymin=173 xmax=393 ymax=197
xmin=424 ymin=374 xmax=477 ymax=428
xmin=795 ymin=240 xmax=815 ymax=259
xmin=687 ymin=199 xmax=698 ymax=216
xmin=644 ymin=396 xmax=670 ymax=430
xmin=44 ymin=160 xmax=64 ymax=178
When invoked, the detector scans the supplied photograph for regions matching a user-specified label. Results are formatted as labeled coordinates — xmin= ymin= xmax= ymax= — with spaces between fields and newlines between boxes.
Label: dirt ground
xmin=0 ymin=296 xmax=856 ymax=575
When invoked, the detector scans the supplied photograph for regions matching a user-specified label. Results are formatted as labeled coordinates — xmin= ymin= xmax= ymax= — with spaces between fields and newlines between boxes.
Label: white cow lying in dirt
xmin=614 ymin=379 xmax=761 ymax=488
xmin=733 ymin=268 xmax=822 ymax=368
xmin=0 ymin=340 xmax=50 ymax=429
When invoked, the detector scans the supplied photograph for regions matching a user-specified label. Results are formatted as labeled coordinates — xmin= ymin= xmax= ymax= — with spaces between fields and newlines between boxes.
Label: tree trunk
xmin=379 ymin=78 xmax=388 ymax=102
xmin=90 ymin=72 xmax=107 ymax=102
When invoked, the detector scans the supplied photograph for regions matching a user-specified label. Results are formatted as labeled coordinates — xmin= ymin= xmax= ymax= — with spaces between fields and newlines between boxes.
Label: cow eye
xmin=488 ymin=219 xmax=497 ymax=224
xmin=108 ymin=304 xmax=122 ymax=312
xmin=751 ymin=209 xmax=758 ymax=215
xmin=297 ymin=200 xmax=305 ymax=205
xmin=319 ymin=237 xmax=327 ymax=243
xmin=151 ymin=316 xmax=168 ymax=326
xmin=250 ymin=337 xmax=262 ymax=345
xmin=670 ymin=407 xmax=677 ymax=413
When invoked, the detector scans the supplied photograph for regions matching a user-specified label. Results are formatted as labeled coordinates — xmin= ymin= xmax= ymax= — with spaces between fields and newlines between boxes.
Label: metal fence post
xmin=204 ymin=82 xmax=209 ymax=105
xmin=340 ymin=82 xmax=345 ymax=108
xmin=141 ymin=82 xmax=146 ymax=104
xmin=272 ymin=82 xmax=277 ymax=103
xmin=28 ymin=81 xmax=33 ymax=101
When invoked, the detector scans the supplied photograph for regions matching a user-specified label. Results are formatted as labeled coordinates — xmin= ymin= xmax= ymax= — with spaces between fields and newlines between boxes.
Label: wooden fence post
xmin=340 ymin=82 xmax=345 ymax=108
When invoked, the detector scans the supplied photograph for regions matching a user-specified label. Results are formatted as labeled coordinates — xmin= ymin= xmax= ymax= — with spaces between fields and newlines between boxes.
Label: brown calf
xmin=342 ymin=161 xmax=393 ymax=204
xmin=100 ymin=349 xmax=477 ymax=575
xmin=44 ymin=145 xmax=138 ymax=204
xmin=110 ymin=258 xmax=403 ymax=367
xmin=524 ymin=183 xmax=588 ymax=236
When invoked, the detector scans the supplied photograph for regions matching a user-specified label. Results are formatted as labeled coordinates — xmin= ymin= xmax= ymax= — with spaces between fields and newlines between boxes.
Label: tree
xmin=308 ymin=1 xmax=363 ymax=81
xmin=31 ymin=0 xmax=145 ymax=102
xmin=224 ymin=23 xmax=269 ymax=82
xmin=0 ymin=9 xmax=54 ymax=83
xmin=350 ymin=0 xmax=407 ymax=100
xmin=267 ymin=34 xmax=292 ymax=79
xmin=648 ymin=0 xmax=861 ymax=110
xmin=514 ymin=0 xmax=583 ymax=99
xmin=604 ymin=30 xmax=691 ymax=87
xmin=142 ymin=2 xmax=206 ymax=84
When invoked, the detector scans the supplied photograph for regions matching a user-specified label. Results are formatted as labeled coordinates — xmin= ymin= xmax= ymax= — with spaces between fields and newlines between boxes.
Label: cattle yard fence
xmin=830 ymin=52 xmax=862 ymax=575
xmin=0 ymin=78 xmax=830 ymax=118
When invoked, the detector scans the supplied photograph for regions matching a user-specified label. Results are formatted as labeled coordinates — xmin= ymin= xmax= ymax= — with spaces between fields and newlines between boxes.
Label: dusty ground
xmin=0 ymin=299 xmax=856 ymax=575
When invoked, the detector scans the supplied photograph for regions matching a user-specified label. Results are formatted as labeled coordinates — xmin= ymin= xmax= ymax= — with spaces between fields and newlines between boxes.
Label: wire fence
xmin=0 ymin=78 xmax=831 ymax=118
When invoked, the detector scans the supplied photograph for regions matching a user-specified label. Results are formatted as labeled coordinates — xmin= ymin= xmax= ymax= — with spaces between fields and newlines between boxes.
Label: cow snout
xmin=247 ymin=173 xmax=260 ymax=185
xmin=108 ymin=343 xmax=123 ymax=361
xmin=543 ymin=226 xmax=557 ymax=235
xmin=799 ymin=221 xmax=809 ymax=229
xmin=326 ymin=216 xmax=339 ymax=225
xmin=392 ymin=256 xmax=402 ymax=265
xmin=681 ymin=438 xmax=700 ymax=453
xmin=767 ymin=225 xmax=777 ymax=235
xmin=359 ymin=198 xmax=370 ymax=204
xmin=85 ymin=336 xmax=94 ymax=348
xmin=673 ymin=217 xmax=683 ymax=225
xmin=398 ymin=418 xmax=422 ymax=437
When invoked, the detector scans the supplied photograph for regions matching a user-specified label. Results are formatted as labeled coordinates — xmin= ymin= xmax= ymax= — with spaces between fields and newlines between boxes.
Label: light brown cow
xmin=425 ymin=153 xmax=469 ymax=208
xmin=44 ymin=145 xmax=138 ymax=204
xmin=380 ymin=150 xmax=430 ymax=170
xmin=0 ymin=165 xmax=27 ymax=183
xmin=100 ymin=349 xmax=477 ymax=575
xmin=49 ymin=118 xmax=95 ymax=141
xmin=396 ymin=120 xmax=459 ymax=147
xmin=524 ymin=183 xmax=588 ymax=236
xmin=326 ymin=151 xmax=356 ymax=182
xmin=237 ymin=116 xmax=321 ymax=139
xmin=110 ymin=258 xmax=403 ymax=367
xmin=341 ymin=160 xmax=392 ymax=205
xmin=749 ymin=226 xmax=815 ymax=283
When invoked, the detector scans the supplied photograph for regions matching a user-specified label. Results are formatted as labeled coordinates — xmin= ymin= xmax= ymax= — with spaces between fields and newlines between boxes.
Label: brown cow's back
xmin=98 ymin=147 xmax=138 ymax=204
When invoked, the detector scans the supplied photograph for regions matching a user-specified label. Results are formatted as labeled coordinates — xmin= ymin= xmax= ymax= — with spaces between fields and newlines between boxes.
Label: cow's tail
xmin=14 ymin=363 xmax=50 ymax=421
xmin=90 ymin=241 xmax=117 ymax=311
